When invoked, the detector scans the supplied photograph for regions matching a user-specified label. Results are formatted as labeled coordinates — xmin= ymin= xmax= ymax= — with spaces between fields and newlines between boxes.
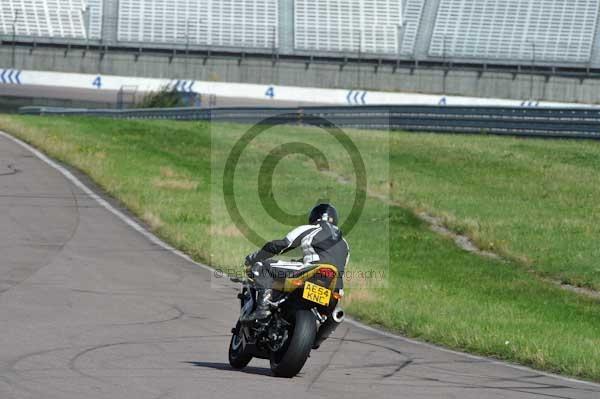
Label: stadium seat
xmin=0 ymin=0 xmax=102 ymax=40
xmin=294 ymin=0 xmax=425 ymax=55
xmin=2 ymin=0 xmax=599 ymax=67
xmin=429 ymin=0 xmax=600 ymax=63
xmin=400 ymin=0 xmax=426 ymax=56
xmin=117 ymin=0 xmax=278 ymax=49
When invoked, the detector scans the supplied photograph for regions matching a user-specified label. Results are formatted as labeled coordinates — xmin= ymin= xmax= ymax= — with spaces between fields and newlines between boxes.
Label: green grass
xmin=1 ymin=115 xmax=600 ymax=382
xmin=388 ymin=134 xmax=600 ymax=291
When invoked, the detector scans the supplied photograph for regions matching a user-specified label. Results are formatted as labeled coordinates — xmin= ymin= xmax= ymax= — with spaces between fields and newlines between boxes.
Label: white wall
xmin=3 ymin=68 xmax=597 ymax=108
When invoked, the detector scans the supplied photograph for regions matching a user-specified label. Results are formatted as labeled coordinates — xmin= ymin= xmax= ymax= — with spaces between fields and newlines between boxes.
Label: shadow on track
xmin=185 ymin=361 xmax=273 ymax=377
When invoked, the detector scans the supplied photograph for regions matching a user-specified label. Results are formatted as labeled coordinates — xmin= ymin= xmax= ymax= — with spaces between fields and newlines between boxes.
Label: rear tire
xmin=270 ymin=310 xmax=316 ymax=378
xmin=228 ymin=321 xmax=252 ymax=369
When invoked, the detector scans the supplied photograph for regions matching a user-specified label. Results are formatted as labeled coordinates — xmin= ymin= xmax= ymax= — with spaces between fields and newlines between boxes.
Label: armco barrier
xmin=18 ymin=105 xmax=600 ymax=139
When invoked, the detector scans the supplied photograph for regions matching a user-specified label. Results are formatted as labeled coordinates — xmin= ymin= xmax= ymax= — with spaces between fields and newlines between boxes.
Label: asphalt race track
xmin=1 ymin=132 xmax=599 ymax=399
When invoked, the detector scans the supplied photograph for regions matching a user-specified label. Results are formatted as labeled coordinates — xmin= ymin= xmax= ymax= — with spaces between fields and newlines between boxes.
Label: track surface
xmin=1 ymin=133 xmax=599 ymax=399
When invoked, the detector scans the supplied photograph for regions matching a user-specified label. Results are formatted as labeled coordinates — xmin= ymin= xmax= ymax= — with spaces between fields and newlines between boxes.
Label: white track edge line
xmin=2 ymin=129 xmax=599 ymax=389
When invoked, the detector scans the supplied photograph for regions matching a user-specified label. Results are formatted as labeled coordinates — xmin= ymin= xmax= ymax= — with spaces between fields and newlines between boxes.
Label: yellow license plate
xmin=302 ymin=281 xmax=331 ymax=306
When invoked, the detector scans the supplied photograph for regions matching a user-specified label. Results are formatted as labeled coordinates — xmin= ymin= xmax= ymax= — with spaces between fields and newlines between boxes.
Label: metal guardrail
xmin=18 ymin=105 xmax=600 ymax=139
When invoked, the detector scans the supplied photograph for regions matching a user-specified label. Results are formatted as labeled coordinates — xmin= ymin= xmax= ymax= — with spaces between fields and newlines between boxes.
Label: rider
xmin=242 ymin=203 xmax=349 ymax=322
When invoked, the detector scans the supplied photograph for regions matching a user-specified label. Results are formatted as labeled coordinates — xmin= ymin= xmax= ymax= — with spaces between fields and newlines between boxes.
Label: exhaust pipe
xmin=332 ymin=306 xmax=345 ymax=323
xmin=313 ymin=306 xmax=344 ymax=349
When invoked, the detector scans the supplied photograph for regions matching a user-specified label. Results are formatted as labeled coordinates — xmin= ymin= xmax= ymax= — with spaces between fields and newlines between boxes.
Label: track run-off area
xmin=1 ymin=131 xmax=599 ymax=398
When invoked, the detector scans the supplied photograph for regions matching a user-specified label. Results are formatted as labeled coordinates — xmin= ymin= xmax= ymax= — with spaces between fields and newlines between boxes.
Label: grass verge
xmin=1 ymin=115 xmax=599 ymax=382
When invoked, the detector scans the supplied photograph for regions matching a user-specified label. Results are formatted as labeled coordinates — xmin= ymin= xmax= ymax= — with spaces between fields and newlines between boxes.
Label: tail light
xmin=317 ymin=268 xmax=336 ymax=279
xmin=291 ymin=279 xmax=304 ymax=287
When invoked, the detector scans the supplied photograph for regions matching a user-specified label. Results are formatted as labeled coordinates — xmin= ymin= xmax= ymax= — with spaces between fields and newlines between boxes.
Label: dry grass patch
xmin=153 ymin=166 xmax=200 ymax=191
xmin=152 ymin=178 xmax=199 ymax=191
xmin=343 ymin=277 xmax=381 ymax=307
xmin=159 ymin=166 xmax=177 ymax=178
xmin=343 ymin=289 xmax=378 ymax=307
xmin=210 ymin=224 xmax=243 ymax=238
xmin=143 ymin=210 xmax=164 ymax=230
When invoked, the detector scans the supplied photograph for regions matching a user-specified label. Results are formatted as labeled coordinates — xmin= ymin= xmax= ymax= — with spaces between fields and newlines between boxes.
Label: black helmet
xmin=309 ymin=203 xmax=338 ymax=226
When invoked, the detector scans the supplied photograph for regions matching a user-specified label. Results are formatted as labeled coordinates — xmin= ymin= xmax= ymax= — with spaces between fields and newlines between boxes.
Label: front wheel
xmin=270 ymin=310 xmax=317 ymax=378
xmin=228 ymin=321 xmax=252 ymax=369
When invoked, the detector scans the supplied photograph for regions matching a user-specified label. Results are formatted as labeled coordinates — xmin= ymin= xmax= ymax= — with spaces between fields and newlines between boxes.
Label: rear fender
xmin=277 ymin=264 xmax=339 ymax=293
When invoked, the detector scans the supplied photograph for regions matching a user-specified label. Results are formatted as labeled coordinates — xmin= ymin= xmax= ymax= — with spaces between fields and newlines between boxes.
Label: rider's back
xmin=299 ymin=221 xmax=349 ymax=273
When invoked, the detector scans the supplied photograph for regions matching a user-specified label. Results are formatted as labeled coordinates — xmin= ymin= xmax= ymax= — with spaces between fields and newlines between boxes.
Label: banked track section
xmin=1 ymin=130 xmax=599 ymax=398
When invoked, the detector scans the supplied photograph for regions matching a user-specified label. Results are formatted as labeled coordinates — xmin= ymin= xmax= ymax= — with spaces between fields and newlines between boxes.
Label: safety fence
xmin=19 ymin=105 xmax=600 ymax=139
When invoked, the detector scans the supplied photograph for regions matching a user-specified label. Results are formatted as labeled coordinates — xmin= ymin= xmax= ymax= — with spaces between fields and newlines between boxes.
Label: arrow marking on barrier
xmin=346 ymin=90 xmax=367 ymax=105
xmin=170 ymin=80 xmax=197 ymax=93
xmin=7 ymin=70 xmax=14 ymax=84
xmin=14 ymin=70 xmax=21 ymax=84
xmin=0 ymin=70 xmax=6 ymax=84
xmin=520 ymin=101 xmax=540 ymax=107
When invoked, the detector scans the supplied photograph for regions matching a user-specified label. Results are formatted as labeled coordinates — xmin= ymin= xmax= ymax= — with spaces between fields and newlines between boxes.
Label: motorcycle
xmin=228 ymin=262 xmax=345 ymax=378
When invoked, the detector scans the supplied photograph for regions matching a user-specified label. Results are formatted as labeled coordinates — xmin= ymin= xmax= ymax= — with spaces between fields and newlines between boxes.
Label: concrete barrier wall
xmin=2 ymin=47 xmax=600 ymax=106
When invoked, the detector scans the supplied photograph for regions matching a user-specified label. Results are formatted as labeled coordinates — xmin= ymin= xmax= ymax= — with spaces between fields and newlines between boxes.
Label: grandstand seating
xmin=293 ymin=0 xmax=425 ymax=56
xmin=2 ymin=0 xmax=599 ymax=66
xmin=0 ymin=0 xmax=102 ymax=40
xmin=294 ymin=0 xmax=407 ymax=54
xmin=399 ymin=0 xmax=426 ymax=55
xmin=87 ymin=0 xmax=102 ymax=40
xmin=429 ymin=0 xmax=600 ymax=63
xmin=117 ymin=0 xmax=278 ymax=49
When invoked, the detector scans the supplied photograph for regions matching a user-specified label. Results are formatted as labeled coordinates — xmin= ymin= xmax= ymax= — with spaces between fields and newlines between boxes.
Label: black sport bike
xmin=228 ymin=263 xmax=345 ymax=378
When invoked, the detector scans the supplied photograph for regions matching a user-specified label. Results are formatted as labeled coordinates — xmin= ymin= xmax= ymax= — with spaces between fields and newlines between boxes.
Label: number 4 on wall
xmin=265 ymin=86 xmax=275 ymax=98
xmin=92 ymin=76 xmax=102 ymax=89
